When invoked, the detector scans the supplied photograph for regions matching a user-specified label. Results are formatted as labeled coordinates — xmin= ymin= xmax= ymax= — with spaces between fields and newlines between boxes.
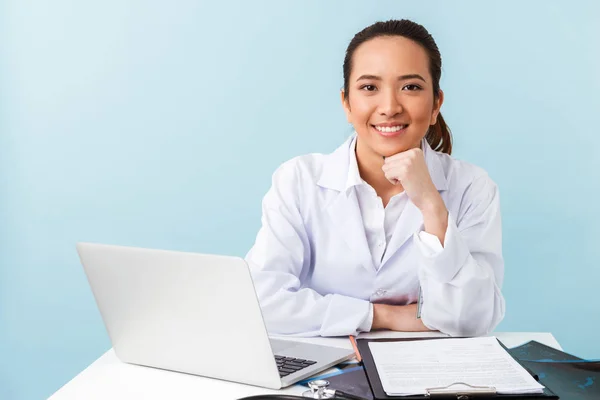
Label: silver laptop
xmin=76 ymin=242 xmax=354 ymax=389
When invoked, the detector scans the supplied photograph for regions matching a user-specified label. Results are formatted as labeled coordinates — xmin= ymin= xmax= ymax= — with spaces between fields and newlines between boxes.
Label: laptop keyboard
xmin=274 ymin=355 xmax=317 ymax=377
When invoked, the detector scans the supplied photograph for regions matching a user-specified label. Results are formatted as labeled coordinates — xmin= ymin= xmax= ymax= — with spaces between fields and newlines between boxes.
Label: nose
xmin=378 ymin=89 xmax=403 ymax=117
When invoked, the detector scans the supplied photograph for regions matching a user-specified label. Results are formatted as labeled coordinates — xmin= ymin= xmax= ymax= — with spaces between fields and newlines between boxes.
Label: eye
xmin=360 ymin=84 xmax=377 ymax=92
xmin=403 ymin=84 xmax=422 ymax=91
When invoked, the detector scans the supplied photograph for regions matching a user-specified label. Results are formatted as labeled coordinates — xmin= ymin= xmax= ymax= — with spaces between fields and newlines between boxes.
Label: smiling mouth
xmin=373 ymin=124 xmax=408 ymax=133
xmin=371 ymin=124 xmax=409 ymax=137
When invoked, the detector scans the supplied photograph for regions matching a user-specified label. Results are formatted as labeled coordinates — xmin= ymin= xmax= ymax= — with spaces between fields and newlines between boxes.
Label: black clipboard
xmin=356 ymin=337 xmax=559 ymax=399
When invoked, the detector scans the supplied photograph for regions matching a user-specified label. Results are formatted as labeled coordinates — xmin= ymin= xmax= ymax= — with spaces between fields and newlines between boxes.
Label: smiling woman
xmin=245 ymin=19 xmax=505 ymax=338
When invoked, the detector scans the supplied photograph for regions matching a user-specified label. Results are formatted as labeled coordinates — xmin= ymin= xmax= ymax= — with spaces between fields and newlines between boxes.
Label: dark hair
xmin=343 ymin=19 xmax=452 ymax=154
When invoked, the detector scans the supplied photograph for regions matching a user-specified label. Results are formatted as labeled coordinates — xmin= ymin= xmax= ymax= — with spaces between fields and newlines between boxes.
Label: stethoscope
xmin=237 ymin=379 xmax=369 ymax=400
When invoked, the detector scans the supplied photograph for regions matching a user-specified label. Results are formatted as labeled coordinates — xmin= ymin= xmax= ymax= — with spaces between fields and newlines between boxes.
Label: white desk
xmin=49 ymin=332 xmax=561 ymax=400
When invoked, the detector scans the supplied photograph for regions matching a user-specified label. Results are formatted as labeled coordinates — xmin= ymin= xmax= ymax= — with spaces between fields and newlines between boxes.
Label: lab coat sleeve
xmin=245 ymin=160 xmax=372 ymax=337
xmin=414 ymin=175 xmax=505 ymax=337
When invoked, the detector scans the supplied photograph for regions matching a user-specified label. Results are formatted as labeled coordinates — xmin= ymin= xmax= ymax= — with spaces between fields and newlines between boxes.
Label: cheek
xmin=349 ymin=97 xmax=374 ymax=124
xmin=408 ymin=97 xmax=435 ymax=124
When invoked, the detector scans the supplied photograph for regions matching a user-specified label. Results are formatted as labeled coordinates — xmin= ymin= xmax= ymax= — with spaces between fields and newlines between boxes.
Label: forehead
xmin=350 ymin=36 xmax=430 ymax=79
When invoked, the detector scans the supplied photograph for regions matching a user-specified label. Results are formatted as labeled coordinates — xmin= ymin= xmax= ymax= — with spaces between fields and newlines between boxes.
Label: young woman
xmin=245 ymin=19 xmax=504 ymax=337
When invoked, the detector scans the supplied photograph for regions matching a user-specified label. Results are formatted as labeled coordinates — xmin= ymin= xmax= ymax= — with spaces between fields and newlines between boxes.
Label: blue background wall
xmin=1 ymin=1 xmax=599 ymax=398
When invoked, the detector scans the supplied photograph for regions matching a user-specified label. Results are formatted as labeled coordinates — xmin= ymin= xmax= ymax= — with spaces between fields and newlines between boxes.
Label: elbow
xmin=457 ymin=295 xmax=506 ymax=337
xmin=449 ymin=313 xmax=502 ymax=337
xmin=425 ymin=291 xmax=506 ymax=337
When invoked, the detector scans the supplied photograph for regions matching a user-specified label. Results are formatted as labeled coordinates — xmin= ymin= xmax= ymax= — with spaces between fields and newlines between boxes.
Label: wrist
xmin=371 ymin=303 xmax=391 ymax=330
xmin=421 ymin=203 xmax=448 ymax=245
xmin=399 ymin=304 xmax=429 ymax=331
xmin=418 ymin=194 xmax=446 ymax=218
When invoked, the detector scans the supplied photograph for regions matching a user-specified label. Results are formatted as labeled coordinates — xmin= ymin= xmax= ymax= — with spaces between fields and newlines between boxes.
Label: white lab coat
xmin=245 ymin=135 xmax=505 ymax=337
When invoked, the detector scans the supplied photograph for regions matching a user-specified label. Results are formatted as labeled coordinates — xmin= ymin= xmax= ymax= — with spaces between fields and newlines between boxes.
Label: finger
xmin=389 ymin=178 xmax=403 ymax=186
xmin=383 ymin=157 xmax=409 ymax=167
xmin=383 ymin=168 xmax=403 ymax=185
xmin=382 ymin=159 xmax=410 ymax=174
xmin=383 ymin=147 xmax=421 ymax=162
xmin=382 ymin=168 xmax=395 ymax=181
xmin=384 ymin=147 xmax=423 ymax=164
xmin=385 ymin=176 xmax=400 ymax=185
xmin=383 ymin=157 xmax=413 ymax=171
xmin=383 ymin=152 xmax=410 ymax=163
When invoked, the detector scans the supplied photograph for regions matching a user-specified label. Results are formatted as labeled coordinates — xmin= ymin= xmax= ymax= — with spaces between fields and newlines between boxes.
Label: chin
xmin=372 ymin=135 xmax=418 ymax=157
xmin=356 ymin=127 xmax=422 ymax=157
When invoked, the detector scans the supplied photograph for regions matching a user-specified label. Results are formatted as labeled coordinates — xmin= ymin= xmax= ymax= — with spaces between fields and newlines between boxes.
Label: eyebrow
xmin=356 ymin=74 xmax=426 ymax=83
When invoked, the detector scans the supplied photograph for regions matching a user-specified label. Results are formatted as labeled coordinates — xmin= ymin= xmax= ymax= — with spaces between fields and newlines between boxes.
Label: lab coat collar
xmin=317 ymin=133 xmax=448 ymax=193
xmin=317 ymin=133 xmax=449 ymax=273
xmin=345 ymin=136 xmax=364 ymax=191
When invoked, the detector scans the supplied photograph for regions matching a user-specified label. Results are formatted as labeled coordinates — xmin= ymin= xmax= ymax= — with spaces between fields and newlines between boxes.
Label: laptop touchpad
xmin=269 ymin=339 xmax=299 ymax=353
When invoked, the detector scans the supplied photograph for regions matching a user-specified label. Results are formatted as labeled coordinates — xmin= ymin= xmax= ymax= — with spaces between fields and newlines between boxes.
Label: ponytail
xmin=425 ymin=112 xmax=452 ymax=155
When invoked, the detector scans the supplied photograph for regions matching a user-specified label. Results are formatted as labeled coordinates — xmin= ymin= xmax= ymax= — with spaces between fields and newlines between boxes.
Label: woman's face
xmin=342 ymin=36 xmax=443 ymax=158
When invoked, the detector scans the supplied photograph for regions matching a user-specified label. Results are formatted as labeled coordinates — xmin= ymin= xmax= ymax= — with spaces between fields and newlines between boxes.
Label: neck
xmin=355 ymin=139 xmax=404 ymax=196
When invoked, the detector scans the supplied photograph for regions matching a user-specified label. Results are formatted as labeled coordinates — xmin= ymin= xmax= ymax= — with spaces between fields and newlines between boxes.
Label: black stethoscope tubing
xmin=237 ymin=391 xmax=369 ymax=400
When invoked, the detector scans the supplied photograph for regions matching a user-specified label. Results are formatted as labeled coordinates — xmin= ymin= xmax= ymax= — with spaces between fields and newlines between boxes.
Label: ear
xmin=430 ymin=89 xmax=444 ymax=125
xmin=341 ymin=90 xmax=351 ymax=123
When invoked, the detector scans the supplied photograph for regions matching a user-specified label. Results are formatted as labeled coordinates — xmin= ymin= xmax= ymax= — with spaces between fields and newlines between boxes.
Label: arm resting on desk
xmin=417 ymin=175 xmax=505 ymax=337
xmin=371 ymin=303 xmax=431 ymax=332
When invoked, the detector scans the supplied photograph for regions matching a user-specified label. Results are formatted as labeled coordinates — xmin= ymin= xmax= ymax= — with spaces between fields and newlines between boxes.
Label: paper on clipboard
xmin=368 ymin=337 xmax=545 ymax=396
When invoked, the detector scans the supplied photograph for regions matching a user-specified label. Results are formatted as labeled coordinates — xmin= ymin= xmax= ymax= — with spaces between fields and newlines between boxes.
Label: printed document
xmin=368 ymin=337 xmax=545 ymax=396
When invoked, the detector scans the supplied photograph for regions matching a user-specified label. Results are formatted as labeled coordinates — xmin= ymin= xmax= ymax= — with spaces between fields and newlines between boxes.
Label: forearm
xmin=371 ymin=303 xmax=432 ymax=332
xmin=250 ymin=265 xmax=373 ymax=336
xmin=421 ymin=199 xmax=449 ymax=246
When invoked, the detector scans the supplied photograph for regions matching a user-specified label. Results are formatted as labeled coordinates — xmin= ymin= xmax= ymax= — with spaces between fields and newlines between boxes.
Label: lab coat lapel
xmin=381 ymin=200 xmax=423 ymax=266
xmin=326 ymin=189 xmax=375 ymax=273
xmin=318 ymin=135 xmax=375 ymax=273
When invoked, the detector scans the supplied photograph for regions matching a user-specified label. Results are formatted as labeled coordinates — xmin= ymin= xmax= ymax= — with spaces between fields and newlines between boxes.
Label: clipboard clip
xmin=426 ymin=382 xmax=497 ymax=399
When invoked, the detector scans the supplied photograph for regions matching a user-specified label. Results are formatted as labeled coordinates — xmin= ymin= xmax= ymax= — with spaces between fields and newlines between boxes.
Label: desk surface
xmin=49 ymin=332 xmax=562 ymax=400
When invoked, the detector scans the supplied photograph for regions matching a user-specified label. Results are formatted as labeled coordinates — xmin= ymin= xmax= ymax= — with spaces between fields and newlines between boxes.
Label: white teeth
xmin=375 ymin=125 xmax=406 ymax=133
